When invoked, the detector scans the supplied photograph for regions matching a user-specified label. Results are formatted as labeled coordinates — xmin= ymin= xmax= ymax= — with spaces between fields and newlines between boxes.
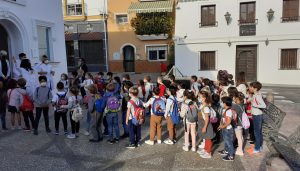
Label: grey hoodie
xmin=34 ymin=86 xmax=52 ymax=107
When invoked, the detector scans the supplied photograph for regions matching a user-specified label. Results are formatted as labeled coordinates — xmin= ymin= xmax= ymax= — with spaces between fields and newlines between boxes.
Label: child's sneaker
xmin=249 ymin=149 xmax=261 ymax=155
xmin=235 ymin=150 xmax=244 ymax=156
xmin=182 ymin=146 xmax=189 ymax=152
xmin=107 ymin=140 xmax=115 ymax=144
xmin=114 ymin=138 xmax=119 ymax=143
xmin=197 ymin=149 xmax=206 ymax=155
xmin=222 ymin=155 xmax=234 ymax=161
xmin=55 ymin=131 xmax=59 ymax=135
xmin=126 ymin=144 xmax=136 ymax=149
xmin=83 ymin=131 xmax=90 ymax=136
xmin=23 ymin=128 xmax=31 ymax=132
xmin=191 ymin=147 xmax=196 ymax=152
xmin=145 ymin=140 xmax=154 ymax=145
xmin=64 ymin=130 xmax=68 ymax=135
xmin=67 ymin=134 xmax=76 ymax=139
xmin=200 ymin=152 xmax=212 ymax=159
xmin=218 ymin=150 xmax=228 ymax=156
xmin=157 ymin=140 xmax=162 ymax=144
xmin=164 ymin=139 xmax=174 ymax=145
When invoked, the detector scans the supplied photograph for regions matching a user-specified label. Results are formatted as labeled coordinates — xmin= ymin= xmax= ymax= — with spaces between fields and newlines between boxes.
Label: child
xmin=87 ymin=85 xmax=103 ymax=142
xmin=0 ymin=80 xmax=8 ymax=130
xmin=81 ymin=72 xmax=94 ymax=88
xmin=144 ymin=87 xmax=165 ymax=145
xmin=71 ymin=70 xmax=80 ymax=89
xmin=176 ymin=83 xmax=185 ymax=104
xmin=211 ymin=94 xmax=222 ymax=144
xmin=201 ymin=78 xmax=212 ymax=94
xmin=218 ymin=96 xmax=235 ymax=161
xmin=219 ymin=81 xmax=230 ymax=98
xmin=198 ymin=91 xmax=215 ymax=159
xmin=106 ymin=72 xmax=113 ymax=84
xmin=190 ymin=75 xmax=200 ymax=97
xmin=59 ymin=73 xmax=69 ymax=92
xmin=62 ymin=86 xmax=82 ymax=139
xmin=157 ymin=76 xmax=166 ymax=98
xmin=233 ymin=92 xmax=246 ymax=156
xmin=95 ymin=72 xmax=105 ymax=96
xmin=33 ymin=76 xmax=52 ymax=135
xmin=169 ymin=75 xmax=177 ymax=87
xmin=113 ymin=76 xmax=122 ymax=95
xmin=180 ymin=90 xmax=198 ymax=152
xmin=164 ymin=86 xmax=178 ymax=145
xmin=228 ymin=74 xmax=235 ymax=86
xmin=103 ymin=83 xmax=121 ymax=144
xmin=121 ymin=81 xmax=134 ymax=138
xmin=18 ymin=78 xmax=35 ymax=131
xmin=126 ymin=87 xmax=143 ymax=148
xmin=137 ymin=80 xmax=145 ymax=101
xmin=7 ymin=79 xmax=22 ymax=130
xmin=144 ymin=75 xmax=154 ymax=101
xmin=52 ymin=82 xmax=68 ymax=135
xmin=247 ymin=81 xmax=266 ymax=154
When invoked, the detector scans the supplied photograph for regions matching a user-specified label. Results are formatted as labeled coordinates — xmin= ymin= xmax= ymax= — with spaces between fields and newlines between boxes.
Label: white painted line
xmin=261 ymin=91 xmax=279 ymax=95
xmin=275 ymin=100 xmax=295 ymax=104
xmin=274 ymin=96 xmax=286 ymax=99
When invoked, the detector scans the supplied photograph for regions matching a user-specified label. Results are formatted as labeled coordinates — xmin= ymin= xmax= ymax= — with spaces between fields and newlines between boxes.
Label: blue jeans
xmin=253 ymin=114 xmax=263 ymax=151
xmin=222 ymin=128 xmax=234 ymax=156
xmin=86 ymin=111 xmax=91 ymax=132
xmin=122 ymin=111 xmax=129 ymax=135
xmin=106 ymin=113 xmax=120 ymax=140
xmin=128 ymin=120 xmax=141 ymax=145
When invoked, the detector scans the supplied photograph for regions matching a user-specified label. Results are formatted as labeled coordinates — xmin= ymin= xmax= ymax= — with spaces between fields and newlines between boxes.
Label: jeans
xmin=23 ymin=111 xmax=35 ymax=129
xmin=85 ymin=110 xmax=91 ymax=132
xmin=122 ymin=111 xmax=129 ymax=135
xmin=54 ymin=111 xmax=68 ymax=131
xmin=253 ymin=114 xmax=263 ymax=151
xmin=106 ymin=113 xmax=120 ymax=140
xmin=35 ymin=107 xmax=50 ymax=130
xmin=70 ymin=112 xmax=80 ymax=134
xmin=103 ymin=116 xmax=108 ymax=135
xmin=128 ymin=120 xmax=141 ymax=145
xmin=0 ymin=112 xmax=6 ymax=129
xmin=222 ymin=128 xmax=234 ymax=156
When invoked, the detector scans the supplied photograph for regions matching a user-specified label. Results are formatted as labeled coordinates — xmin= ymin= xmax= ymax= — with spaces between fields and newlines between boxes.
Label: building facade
xmin=107 ymin=0 xmax=174 ymax=73
xmin=63 ymin=0 xmax=108 ymax=72
xmin=175 ymin=0 xmax=300 ymax=86
xmin=0 ymin=0 xmax=67 ymax=83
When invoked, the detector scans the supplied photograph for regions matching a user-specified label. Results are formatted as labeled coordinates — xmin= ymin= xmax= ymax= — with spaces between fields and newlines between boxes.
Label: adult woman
xmin=77 ymin=58 xmax=88 ymax=75
xmin=20 ymin=59 xmax=38 ymax=96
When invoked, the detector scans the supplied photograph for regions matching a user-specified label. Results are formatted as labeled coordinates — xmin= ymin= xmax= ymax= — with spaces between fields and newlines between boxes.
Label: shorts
xmin=8 ymin=106 xmax=18 ymax=113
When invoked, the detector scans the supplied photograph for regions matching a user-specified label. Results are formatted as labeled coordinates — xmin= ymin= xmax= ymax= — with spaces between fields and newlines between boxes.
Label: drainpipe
xmin=102 ymin=0 xmax=109 ymax=72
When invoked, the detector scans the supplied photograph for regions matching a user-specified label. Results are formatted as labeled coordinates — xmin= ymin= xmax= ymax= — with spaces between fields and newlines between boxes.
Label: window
xmin=280 ymin=49 xmax=298 ymax=69
xmin=116 ymin=14 xmax=128 ymax=24
xmin=282 ymin=0 xmax=300 ymax=22
xmin=67 ymin=4 xmax=82 ymax=16
xmin=199 ymin=51 xmax=216 ymax=70
xmin=200 ymin=5 xmax=216 ymax=26
xmin=240 ymin=2 xmax=256 ymax=24
xmin=147 ymin=45 xmax=168 ymax=61
xmin=37 ymin=26 xmax=51 ymax=59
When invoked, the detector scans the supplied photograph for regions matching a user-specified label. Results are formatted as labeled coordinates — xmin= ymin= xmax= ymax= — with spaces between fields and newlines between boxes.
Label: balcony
xmin=238 ymin=19 xmax=258 ymax=36
xmin=281 ymin=16 xmax=300 ymax=22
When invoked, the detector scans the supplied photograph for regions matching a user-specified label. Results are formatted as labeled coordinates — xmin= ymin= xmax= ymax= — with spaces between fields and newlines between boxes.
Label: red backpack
xmin=56 ymin=93 xmax=68 ymax=112
xmin=20 ymin=94 xmax=34 ymax=112
xmin=129 ymin=100 xmax=145 ymax=125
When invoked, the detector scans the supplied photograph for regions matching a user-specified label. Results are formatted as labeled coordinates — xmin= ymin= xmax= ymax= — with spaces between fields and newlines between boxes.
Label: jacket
xmin=165 ymin=95 xmax=175 ymax=117
xmin=34 ymin=86 xmax=52 ymax=107
xmin=249 ymin=92 xmax=266 ymax=115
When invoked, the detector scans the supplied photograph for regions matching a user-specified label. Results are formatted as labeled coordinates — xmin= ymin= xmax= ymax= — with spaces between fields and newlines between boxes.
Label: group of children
xmin=0 ymin=69 xmax=266 ymax=162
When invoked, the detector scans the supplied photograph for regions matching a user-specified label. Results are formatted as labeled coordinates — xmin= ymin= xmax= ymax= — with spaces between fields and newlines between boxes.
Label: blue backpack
xmin=95 ymin=98 xmax=105 ymax=113
xmin=169 ymin=98 xmax=180 ymax=124
xmin=152 ymin=97 xmax=166 ymax=116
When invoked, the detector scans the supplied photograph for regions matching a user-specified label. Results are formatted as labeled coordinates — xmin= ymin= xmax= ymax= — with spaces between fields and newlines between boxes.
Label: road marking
xmin=261 ymin=91 xmax=279 ymax=95
xmin=275 ymin=100 xmax=295 ymax=104
xmin=274 ymin=96 xmax=286 ymax=99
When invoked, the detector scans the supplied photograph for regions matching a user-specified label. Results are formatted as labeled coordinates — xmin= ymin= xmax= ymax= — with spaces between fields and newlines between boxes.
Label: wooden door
xmin=236 ymin=45 xmax=257 ymax=82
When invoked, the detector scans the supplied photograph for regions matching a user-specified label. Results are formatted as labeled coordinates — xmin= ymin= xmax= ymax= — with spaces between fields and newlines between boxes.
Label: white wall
xmin=0 ymin=0 xmax=67 ymax=84
xmin=175 ymin=0 xmax=300 ymax=86
xmin=85 ymin=0 xmax=106 ymax=16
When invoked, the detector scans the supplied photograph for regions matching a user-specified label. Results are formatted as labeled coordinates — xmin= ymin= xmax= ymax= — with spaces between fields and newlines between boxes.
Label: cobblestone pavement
xmin=0 ymin=111 xmax=245 ymax=171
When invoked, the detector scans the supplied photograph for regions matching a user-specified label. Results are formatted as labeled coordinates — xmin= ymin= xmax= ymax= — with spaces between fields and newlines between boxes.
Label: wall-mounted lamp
xmin=228 ymin=41 xmax=232 ymax=47
xmin=176 ymin=6 xmax=181 ymax=10
xmin=86 ymin=23 xmax=93 ymax=32
xmin=265 ymin=38 xmax=269 ymax=46
xmin=267 ymin=9 xmax=275 ymax=22
xmin=224 ymin=12 xmax=231 ymax=25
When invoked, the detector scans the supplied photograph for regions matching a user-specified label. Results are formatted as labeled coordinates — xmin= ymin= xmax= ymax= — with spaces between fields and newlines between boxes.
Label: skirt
xmin=198 ymin=119 xmax=215 ymax=140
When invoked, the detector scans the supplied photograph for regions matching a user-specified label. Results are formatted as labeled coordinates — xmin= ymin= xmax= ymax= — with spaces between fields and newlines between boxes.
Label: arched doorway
xmin=0 ymin=24 xmax=9 ymax=55
xmin=123 ymin=45 xmax=135 ymax=72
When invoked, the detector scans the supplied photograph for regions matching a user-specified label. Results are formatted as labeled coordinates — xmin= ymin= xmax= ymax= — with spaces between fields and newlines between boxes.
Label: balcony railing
xmin=281 ymin=16 xmax=300 ymax=22
xmin=238 ymin=19 xmax=257 ymax=36
xmin=199 ymin=21 xmax=218 ymax=28
xmin=238 ymin=19 xmax=258 ymax=25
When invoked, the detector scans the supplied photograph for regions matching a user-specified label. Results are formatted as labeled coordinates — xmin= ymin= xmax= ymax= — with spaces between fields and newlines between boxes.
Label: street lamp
xmin=267 ymin=9 xmax=275 ymax=22
xmin=225 ymin=12 xmax=231 ymax=25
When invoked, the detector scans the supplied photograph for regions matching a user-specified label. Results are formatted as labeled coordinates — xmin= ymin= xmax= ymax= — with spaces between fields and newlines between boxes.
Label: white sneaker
xmin=164 ymin=139 xmax=174 ymax=145
xmin=198 ymin=141 xmax=205 ymax=149
xmin=235 ymin=151 xmax=244 ymax=156
xmin=145 ymin=140 xmax=154 ymax=145
xmin=197 ymin=149 xmax=206 ymax=155
xmin=191 ymin=147 xmax=196 ymax=152
xmin=83 ymin=131 xmax=90 ymax=136
xmin=67 ymin=134 xmax=76 ymax=139
xmin=200 ymin=152 xmax=212 ymax=159
xmin=182 ymin=146 xmax=189 ymax=152
xmin=157 ymin=140 xmax=162 ymax=144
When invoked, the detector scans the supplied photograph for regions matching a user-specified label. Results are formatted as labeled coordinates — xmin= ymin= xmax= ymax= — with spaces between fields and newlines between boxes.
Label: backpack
xmin=185 ymin=102 xmax=198 ymax=123
xmin=20 ymin=94 xmax=34 ymax=112
xmin=56 ymin=93 xmax=68 ymax=113
xmin=152 ymin=97 xmax=166 ymax=116
xmin=95 ymin=95 xmax=104 ymax=113
xmin=209 ymin=107 xmax=218 ymax=123
xmin=106 ymin=96 xmax=121 ymax=113
xmin=72 ymin=96 xmax=83 ymax=122
xmin=223 ymin=108 xmax=237 ymax=128
xmin=237 ymin=105 xmax=250 ymax=129
xmin=129 ymin=100 xmax=145 ymax=126
xmin=169 ymin=98 xmax=180 ymax=124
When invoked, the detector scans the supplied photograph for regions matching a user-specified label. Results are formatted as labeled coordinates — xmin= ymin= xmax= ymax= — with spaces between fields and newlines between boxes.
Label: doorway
xmin=123 ymin=45 xmax=135 ymax=72
xmin=236 ymin=45 xmax=257 ymax=82
xmin=0 ymin=24 xmax=9 ymax=54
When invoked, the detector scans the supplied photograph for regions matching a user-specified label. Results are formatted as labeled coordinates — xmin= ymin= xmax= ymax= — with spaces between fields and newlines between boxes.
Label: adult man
xmin=77 ymin=58 xmax=88 ymax=75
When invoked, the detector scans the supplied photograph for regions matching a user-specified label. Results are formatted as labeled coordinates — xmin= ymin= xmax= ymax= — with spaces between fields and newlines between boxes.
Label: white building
xmin=0 ymin=0 xmax=67 ymax=83
xmin=175 ymin=0 xmax=300 ymax=86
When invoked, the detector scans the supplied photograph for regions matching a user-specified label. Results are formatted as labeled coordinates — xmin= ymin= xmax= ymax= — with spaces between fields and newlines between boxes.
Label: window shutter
xmin=200 ymin=51 xmax=216 ymax=70
xmin=281 ymin=49 xmax=298 ymax=69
